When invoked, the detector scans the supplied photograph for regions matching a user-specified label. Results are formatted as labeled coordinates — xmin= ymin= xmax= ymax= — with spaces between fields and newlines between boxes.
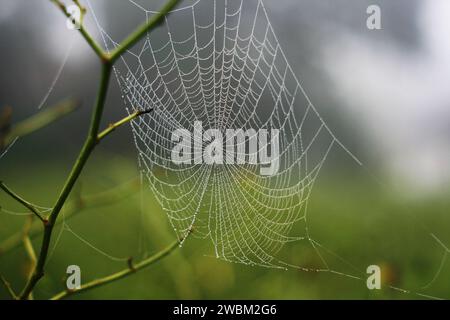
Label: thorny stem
xmin=51 ymin=231 xmax=191 ymax=300
xmin=16 ymin=0 xmax=181 ymax=300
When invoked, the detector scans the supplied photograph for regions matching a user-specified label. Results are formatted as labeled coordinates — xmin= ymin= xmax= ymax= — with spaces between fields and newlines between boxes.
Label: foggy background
xmin=1 ymin=0 xmax=449 ymax=193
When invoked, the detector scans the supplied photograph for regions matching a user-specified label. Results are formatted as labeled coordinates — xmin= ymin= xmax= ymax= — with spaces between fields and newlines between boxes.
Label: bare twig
xmin=0 ymin=106 xmax=12 ymax=149
xmin=0 ymin=179 xmax=139 ymax=256
xmin=51 ymin=230 xmax=192 ymax=300
xmin=19 ymin=60 xmax=112 ymax=300
xmin=22 ymin=217 xmax=37 ymax=300
xmin=109 ymin=0 xmax=180 ymax=63
xmin=0 ymin=182 xmax=46 ymax=223
xmin=97 ymin=109 xmax=153 ymax=141
xmin=51 ymin=0 xmax=106 ymax=60
xmin=0 ymin=275 xmax=17 ymax=300
xmin=1 ymin=99 xmax=80 ymax=150
xmin=23 ymin=218 xmax=37 ymax=264
xmin=18 ymin=0 xmax=181 ymax=299
xmin=72 ymin=0 xmax=86 ymax=23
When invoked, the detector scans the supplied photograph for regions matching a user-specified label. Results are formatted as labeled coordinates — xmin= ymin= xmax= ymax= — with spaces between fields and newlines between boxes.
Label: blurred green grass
xmin=0 ymin=152 xmax=449 ymax=299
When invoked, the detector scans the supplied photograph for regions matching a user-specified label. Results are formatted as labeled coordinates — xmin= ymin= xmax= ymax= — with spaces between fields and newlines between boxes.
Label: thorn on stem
xmin=136 ymin=108 xmax=154 ymax=116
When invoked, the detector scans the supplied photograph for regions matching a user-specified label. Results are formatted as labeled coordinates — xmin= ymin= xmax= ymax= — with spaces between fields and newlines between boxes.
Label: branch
xmin=22 ymin=217 xmax=37 ymax=300
xmin=23 ymin=235 xmax=37 ymax=272
xmin=18 ymin=0 xmax=179 ymax=300
xmin=0 ymin=178 xmax=139 ymax=256
xmin=23 ymin=221 xmax=37 ymax=266
xmin=19 ymin=63 xmax=113 ymax=300
xmin=0 ymin=182 xmax=46 ymax=223
xmin=0 ymin=99 xmax=80 ymax=150
xmin=97 ymin=109 xmax=153 ymax=141
xmin=51 ymin=0 xmax=106 ymax=61
xmin=51 ymin=230 xmax=191 ymax=300
xmin=72 ymin=0 xmax=86 ymax=21
xmin=52 ymin=0 xmax=181 ymax=63
xmin=0 ymin=275 xmax=17 ymax=300
xmin=109 ymin=0 xmax=181 ymax=63
xmin=0 ymin=106 xmax=12 ymax=148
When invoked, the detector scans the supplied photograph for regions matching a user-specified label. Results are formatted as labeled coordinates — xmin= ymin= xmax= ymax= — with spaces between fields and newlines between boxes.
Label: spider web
xmin=87 ymin=0 xmax=366 ymax=268
xmin=47 ymin=0 xmax=443 ymax=299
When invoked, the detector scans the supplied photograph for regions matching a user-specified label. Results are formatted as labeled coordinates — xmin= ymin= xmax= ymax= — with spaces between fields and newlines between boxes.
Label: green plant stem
xmin=0 ymin=179 xmax=139 ymax=256
xmin=23 ymin=216 xmax=37 ymax=267
xmin=23 ymin=218 xmax=37 ymax=300
xmin=18 ymin=63 xmax=112 ymax=300
xmin=0 ymin=275 xmax=17 ymax=300
xmin=109 ymin=0 xmax=180 ymax=63
xmin=23 ymin=236 xmax=37 ymax=265
xmin=51 ymin=0 xmax=106 ymax=61
xmin=97 ymin=109 xmax=153 ymax=141
xmin=51 ymin=236 xmax=187 ymax=300
xmin=0 ymin=182 xmax=46 ymax=223
xmin=3 ymin=99 xmax=80 ymax=148
xmin=17 ymin=0 xmax=181 ymax=300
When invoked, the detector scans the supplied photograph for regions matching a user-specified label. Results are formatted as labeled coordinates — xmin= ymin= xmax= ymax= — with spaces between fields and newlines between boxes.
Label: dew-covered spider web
xmin=86 ymin=0 xmax=366 ymax=269
xmin=93 ymin=0 xmax=351 ymax=264
xmin=18 ymin=0 xmax=437 ymax=299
